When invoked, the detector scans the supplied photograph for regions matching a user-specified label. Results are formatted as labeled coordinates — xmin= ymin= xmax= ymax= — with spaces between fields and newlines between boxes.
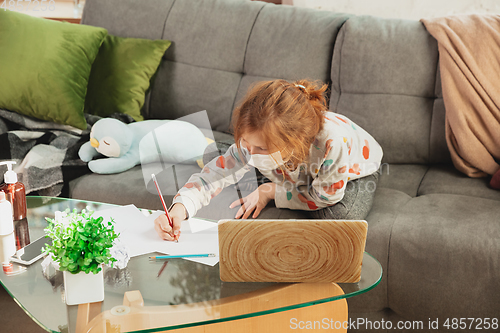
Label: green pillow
xmin=84 ymin=35 xmax=171 ymax=121
xmin=0 ymin=10 xmax=107 ymax=130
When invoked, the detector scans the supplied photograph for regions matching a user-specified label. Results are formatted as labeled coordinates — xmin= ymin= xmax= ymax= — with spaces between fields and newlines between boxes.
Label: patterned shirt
xmin=172 ymin=111 xmax=383 ymax=218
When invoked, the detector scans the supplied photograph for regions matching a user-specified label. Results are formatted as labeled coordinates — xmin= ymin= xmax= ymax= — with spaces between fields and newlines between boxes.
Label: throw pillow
xmin=84 ymin=35 xmax=171 ymax=121
xmin=0 ymin=10 xmax=107 ymax=130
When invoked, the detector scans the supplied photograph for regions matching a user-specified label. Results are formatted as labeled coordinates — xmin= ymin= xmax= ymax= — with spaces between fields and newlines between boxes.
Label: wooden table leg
xmin=75 ymin=302 xmax=102 ymax=333
xmin=82 ymin=283 xmax=348 ymax=333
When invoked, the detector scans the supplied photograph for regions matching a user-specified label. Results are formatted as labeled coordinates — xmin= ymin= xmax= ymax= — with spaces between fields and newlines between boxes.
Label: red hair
xmin=231 ymin=79 xmax=329 ymax=170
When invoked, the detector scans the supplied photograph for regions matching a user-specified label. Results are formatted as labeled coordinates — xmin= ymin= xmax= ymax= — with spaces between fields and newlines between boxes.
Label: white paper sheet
xmin=94 ymin=206 xmax=219 ymax=266
xmin=188 ymin=216 xmax=219 ymax=233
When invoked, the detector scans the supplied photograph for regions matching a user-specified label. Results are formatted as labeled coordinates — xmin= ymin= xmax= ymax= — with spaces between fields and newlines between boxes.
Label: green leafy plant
xmin=43 ymin=208 xmax=119 ymax=274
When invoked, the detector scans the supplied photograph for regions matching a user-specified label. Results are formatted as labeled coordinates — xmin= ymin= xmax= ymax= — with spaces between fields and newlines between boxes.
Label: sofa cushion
xmin=150 ymin=0 xmax=266 ymax=131
xmin=84 ymin=35 xmax=171 ymax=121
xmin=81 ymin=0 xmax=173 ymax=40
xmin=347 ymin=187 xmax=412 ymax=314
xmin=234 ymin=7 xmax=349 ymax=113
xmin=0 ymin=10 xmax=107 ymax=130
xmin=418 ymin=164 xmax=500 ymax=201
xmin=388 ymin=194 xmax=500 ymax=320
xmin=330 ymin=16 xmax=447 ymax=165
xmin=162 ymin=0 xmax=264 ymax=73
xmin=150 ymin=61 xmax=243 ymax=131
xmin=332 ymin=17 xmax=438 ymax=98
xmin=378 ymin=164 xmax=429 ymax=197
xmin=243 ymin=6 xmax=349 ymax=83
xmin=69 ymin=165 xmax=163 ymax=209
xmin=69 ymin=163 xmax=197 ymax=210
xmin=197 ymin=128 xmax=235 ymax=146
xmin=428 ymin=67 xmax=452 ymax=164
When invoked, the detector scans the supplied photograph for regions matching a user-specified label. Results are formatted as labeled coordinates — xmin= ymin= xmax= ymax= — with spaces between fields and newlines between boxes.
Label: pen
xmin=150 ymin=254 xmax=217 ymax=260
xmin=151 ymin=174 xmax=177 ymax=241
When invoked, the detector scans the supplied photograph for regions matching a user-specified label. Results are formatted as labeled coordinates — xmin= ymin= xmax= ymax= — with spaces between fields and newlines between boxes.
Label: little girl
xmin=154 ymin=79 xmax=383 ymax=241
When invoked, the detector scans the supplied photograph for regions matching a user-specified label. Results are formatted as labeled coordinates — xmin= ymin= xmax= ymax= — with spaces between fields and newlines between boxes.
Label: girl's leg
xmin=309 ymin=171 xmax=380 ymax=220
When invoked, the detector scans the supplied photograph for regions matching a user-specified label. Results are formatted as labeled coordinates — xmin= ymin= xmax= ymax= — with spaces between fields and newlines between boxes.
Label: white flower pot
xmin=63 ymin=268 xmax=104 ymax=305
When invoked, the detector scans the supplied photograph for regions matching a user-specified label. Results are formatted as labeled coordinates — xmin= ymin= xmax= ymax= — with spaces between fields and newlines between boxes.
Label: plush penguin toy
xmin=79 ymin=118 xmax=211 ymax=174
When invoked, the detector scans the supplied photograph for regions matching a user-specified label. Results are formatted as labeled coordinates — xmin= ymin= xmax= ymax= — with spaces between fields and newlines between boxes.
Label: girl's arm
xmin=274 ymin=136 xmax=350 ymax=210
xmin=172 ymin=143 xmax=252 ymax=218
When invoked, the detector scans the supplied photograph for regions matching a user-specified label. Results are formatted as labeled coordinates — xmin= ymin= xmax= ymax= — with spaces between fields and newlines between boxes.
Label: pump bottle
xmin=0 ymin=161 xmax=29 ymax=249
xmin=0 ymin=192 xmax=16 ymax=274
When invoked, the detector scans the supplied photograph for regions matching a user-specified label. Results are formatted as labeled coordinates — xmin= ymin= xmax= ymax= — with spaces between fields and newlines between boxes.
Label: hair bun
xmin=293 ymin=79 xmax=328 ymax=105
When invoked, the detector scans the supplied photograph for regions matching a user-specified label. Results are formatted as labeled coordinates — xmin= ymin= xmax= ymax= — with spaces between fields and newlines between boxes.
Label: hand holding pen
xmin=154 ymin=204 xmax=185 ymax=241
xmin=152 ymin=174 xmax=186 ymax=242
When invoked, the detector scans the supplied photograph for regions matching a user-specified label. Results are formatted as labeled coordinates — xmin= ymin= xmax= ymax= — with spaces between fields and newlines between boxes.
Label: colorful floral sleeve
xmin=171 ymin=144 xmax=251 ymax=218
xmin=274 ymin=136 xmax=349 ymax=210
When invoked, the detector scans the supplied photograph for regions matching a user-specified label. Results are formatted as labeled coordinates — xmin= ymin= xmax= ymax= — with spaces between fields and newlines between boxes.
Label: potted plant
xmin=43 ymin=208 xmax=119 ymax=305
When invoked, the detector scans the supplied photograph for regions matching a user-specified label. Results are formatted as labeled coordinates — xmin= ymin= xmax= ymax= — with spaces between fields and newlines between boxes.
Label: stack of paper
xmin=94 ymin=205 xmax=219 ymax=266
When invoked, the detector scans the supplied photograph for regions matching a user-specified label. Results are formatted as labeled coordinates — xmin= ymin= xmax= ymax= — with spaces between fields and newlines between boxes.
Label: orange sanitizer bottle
xmin=0 ymin=161 xmax=29 ymax=250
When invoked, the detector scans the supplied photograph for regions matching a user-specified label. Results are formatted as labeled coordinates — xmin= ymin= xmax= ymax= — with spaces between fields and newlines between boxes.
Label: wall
xmin=282 ymin=0 xmax=500 ymax=20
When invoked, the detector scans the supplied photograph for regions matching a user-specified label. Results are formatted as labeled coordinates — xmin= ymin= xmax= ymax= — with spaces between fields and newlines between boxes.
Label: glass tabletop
xmin=0 ymin=196 xmax=382 ymax=333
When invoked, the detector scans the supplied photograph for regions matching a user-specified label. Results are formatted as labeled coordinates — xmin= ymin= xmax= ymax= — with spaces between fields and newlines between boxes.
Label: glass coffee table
xmin=0 ymin=196 xmax=382 ymax=333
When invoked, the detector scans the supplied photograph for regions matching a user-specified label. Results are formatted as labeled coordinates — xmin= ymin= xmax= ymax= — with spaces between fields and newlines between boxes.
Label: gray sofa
xmin=68 ymin=0 xmax=500 ymax=331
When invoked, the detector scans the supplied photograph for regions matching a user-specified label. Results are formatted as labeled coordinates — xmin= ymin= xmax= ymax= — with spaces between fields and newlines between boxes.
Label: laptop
xmin=218 ymin=219 xmax=368 ymax=283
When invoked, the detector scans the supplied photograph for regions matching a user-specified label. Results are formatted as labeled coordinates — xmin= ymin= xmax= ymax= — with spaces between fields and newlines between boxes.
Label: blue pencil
xmin=149 ymin=254 xmax=217 ymax=260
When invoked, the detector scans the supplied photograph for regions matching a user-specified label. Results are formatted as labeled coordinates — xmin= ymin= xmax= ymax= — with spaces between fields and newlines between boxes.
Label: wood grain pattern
xmin=218 ymin=219 xmax=368 ymax=283
xmin=80 ymin=284 xmax=347 ymax=333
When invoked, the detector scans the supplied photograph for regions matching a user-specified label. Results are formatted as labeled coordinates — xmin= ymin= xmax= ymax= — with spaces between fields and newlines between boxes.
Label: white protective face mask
xmin=239 ymin=139 xmax=286 ymax=171
xmin=248 ymin=152 xmax=285 ymax=171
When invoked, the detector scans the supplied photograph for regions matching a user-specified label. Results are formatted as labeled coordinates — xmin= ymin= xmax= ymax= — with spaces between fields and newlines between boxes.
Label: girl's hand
xmin=154 ymin=203 xmax=186 ymax=241
xmin=230 ymin=183 xmax=276 ymax=219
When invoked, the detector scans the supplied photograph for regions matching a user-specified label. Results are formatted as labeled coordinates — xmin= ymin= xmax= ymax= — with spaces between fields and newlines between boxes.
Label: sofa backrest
xmin=81 ymin=0 xmax=349 ymax=132
xmin=81 ymin=0 xmax=451 ymax=165
xmin=330 ymin=16 xmax=451 ymax=164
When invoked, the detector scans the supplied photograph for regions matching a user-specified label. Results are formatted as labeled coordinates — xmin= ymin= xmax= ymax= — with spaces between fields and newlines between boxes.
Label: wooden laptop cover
xmin=218 ymin=219 xmax=368 ymax=283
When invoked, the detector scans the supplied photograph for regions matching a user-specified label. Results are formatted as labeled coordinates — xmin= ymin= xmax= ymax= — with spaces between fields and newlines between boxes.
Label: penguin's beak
xmin=90 ymin=138 xmax=100 ymax=148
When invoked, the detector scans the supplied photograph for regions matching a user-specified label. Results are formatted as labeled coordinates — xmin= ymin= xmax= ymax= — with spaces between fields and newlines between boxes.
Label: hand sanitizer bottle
xmin=0 ymin=191 xmax=16 ymax=274
xmin=0 ymin=161 xmax=29 ymax=250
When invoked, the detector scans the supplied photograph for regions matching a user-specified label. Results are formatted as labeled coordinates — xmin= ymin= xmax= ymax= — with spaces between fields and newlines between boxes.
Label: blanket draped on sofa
xmin=0 ymin=109 xmax=134 ymax=196
xmin=421 ymin=15 xmax=500 ymax=178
